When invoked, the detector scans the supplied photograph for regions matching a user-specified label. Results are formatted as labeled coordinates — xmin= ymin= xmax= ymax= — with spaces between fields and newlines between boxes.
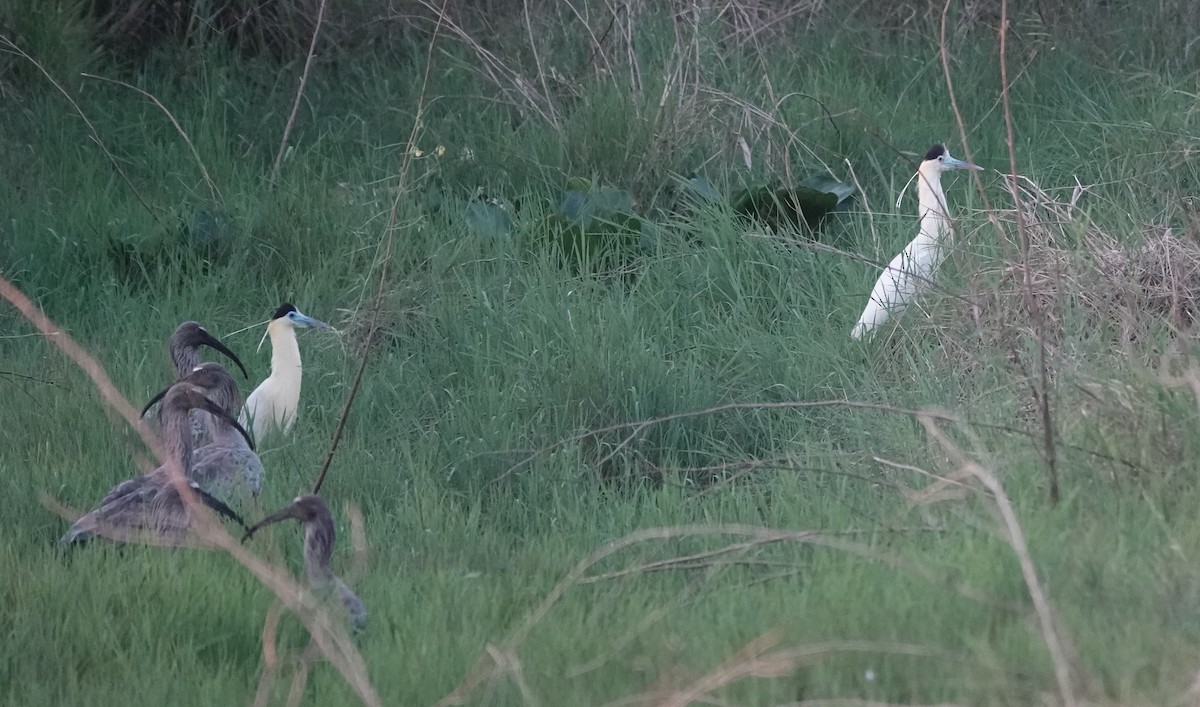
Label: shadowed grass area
xmin=3 ymin=1 xmax=1200 ymax=704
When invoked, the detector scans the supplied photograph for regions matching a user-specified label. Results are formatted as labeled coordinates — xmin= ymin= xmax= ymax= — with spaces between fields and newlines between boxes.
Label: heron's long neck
xmin=267 ymin=320 xmax=303 ymax=391
xmin=916 ymin=165 xmax=950 ymax=239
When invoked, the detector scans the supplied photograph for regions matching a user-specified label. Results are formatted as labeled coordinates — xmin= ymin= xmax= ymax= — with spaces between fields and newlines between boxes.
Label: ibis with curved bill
xmin=244 ymin=494 xmax=366 ymax=633
xmin=144 ymin=321 xmax=248 ymax=447
xmin=142 ymin=362 xmax=264 ymax=502
xmin=60 ymin=382 xmax=253 ymax=547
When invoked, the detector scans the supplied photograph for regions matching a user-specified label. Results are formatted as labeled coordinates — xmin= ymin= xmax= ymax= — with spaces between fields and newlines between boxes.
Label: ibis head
xmin=243 ymin=494 xmax=366 ymax=633
xmin=169 ymin=321 xmax=248 ymax=379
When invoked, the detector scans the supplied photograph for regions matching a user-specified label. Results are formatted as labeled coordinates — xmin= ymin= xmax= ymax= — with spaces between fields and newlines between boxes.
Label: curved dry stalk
xmin=436 ymin=522 xmax=1013 ymax=706
xmin=253 ymin=602 xmax=287 ymax=707
xmin=655 ymin=631 xmax=944 ymax=707
xmin=270 ymin=0 xmax=329 ymax=186
xmin=81 ymin=73 xmax=221 ymax=204
xmin=918 ymin=413 xmax=1080 ymax=707
xmin=0 ymin=37 xmax=162 ymax=226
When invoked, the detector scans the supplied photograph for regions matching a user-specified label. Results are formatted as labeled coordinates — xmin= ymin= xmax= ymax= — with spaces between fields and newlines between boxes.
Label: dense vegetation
xmin=2 ymin=1 xmax=1199 ymax=704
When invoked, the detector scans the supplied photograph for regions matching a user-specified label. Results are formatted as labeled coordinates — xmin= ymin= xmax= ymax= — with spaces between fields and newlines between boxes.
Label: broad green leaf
xmin=730 ymin=184 xmax=839 ymax=230
xmin=463 ymin=199 xmax=512 ymax=240
xmin=800 ymin=176 xmax=855 ymax=207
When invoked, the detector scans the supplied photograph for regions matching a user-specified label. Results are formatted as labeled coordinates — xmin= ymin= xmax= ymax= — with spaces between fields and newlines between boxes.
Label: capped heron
xmin=851 ymin=144 xmax=982 ymax=339
xmin=142 ymin=362 xmax=264 ymax=501
xmin=240 ymin=304 xmax=331 ymax=443
xmin=60 ymin=383 xmax=254 ymax=547
xmin=244 ymin=495 xmax=366 ymax=633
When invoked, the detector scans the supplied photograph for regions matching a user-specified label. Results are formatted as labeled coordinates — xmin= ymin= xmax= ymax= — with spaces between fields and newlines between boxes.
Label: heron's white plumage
xmin=851 ymin=146 xmax=980 ymax=339
xmin=240 ymin=304 xmax=330 ymax=442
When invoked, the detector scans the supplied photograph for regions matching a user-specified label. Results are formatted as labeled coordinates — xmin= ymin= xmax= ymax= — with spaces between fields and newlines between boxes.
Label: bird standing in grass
xmin=244 ymin=495 xmax=366 ymax=634
xmin=145 ymin=321 xmax=248 ymax=448
xmin=60 ymin=382 xmax=253 ymax=547
xmin=141 ymin=363 xmax=264 ymax=502
xmin=851 ymin=144 xmax=982 ymax=339
xmin=240 ymin=304 xmax=331 ymax=443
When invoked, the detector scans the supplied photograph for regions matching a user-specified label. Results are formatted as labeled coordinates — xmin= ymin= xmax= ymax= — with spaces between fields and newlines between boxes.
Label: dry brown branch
xmin=918 ymin=413 xmax=1080 ymax=706
xmin=0 ymin=278 xmax=380 ymax=707
xmin=270 ymin=0 xmax=329 ymax=186
xmin=0 ymin=37 xmax=162 ymax=226
xmin=312 ymin=0 xmax=449 ymax=495
xmin=81 ymin=73 xmax=222 ymax=204
xmin=651 ymin=630 xmax=944 ymax=707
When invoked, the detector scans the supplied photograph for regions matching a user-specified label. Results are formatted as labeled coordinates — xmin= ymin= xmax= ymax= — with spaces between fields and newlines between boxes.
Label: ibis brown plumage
xmin=60 ymin=382 xmax=253 ymax=547
xmin=244 ymin=494 xmax=366 ymax=634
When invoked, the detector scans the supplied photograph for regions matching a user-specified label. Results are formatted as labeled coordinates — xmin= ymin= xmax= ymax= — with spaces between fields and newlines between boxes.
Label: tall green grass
xmin=3 ymin=2 xmax=1200 ymax=705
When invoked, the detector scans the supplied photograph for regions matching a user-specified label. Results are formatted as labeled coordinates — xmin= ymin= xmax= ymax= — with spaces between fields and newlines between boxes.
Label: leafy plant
xmin=539 ymin=179 xmax=652 ymax=275
xmin=463 ymin=193 xmax=513 ymax=241
xmin=729 ymin=176 xmax=855 ymax=233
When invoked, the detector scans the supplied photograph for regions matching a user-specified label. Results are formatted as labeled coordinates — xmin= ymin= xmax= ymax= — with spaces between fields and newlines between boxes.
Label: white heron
xmin=851 ymin=144 xmax=982 ymax=339
xmin=60 ymin=382 xmax=252 ymax=547
xmin=240 ymin=303 xmax=331 ymax=443
xmin=244 ymin=494 xmax=367 ymax=634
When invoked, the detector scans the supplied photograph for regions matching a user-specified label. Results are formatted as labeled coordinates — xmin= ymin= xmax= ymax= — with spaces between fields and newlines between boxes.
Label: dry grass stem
xmin=312 ymin=0 xmax=449 ymax=495
xmin=82 ymin=72 xmax=221 ymax=204
xmin=650 ymin=630 xmax=943 ymax=707
xmin=0 ymin=37 xmax=162 ymax=225
xmin=270 ymin=0 xmax=329 ymax=185
xmin=918 ymin=413 xmax=1080 ymax=707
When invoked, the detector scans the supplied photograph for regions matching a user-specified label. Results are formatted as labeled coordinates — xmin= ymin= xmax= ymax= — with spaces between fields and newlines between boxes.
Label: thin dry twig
xmin=0 ymin=37 xmax=162 ymax=226
xmin=270 ymin=0 xmax=329 ymax=186
xmin=997 ymin=0 xmax=1059 ymax=506
xmin=312 ymin=0 xmax=449 ymax=495
xmin=81 ymin=72 xmax=222 ymax=204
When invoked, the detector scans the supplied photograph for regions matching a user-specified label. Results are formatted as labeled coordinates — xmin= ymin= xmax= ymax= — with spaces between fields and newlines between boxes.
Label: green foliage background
xmin=2 ymin=0 xmax=1200 ymax=704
